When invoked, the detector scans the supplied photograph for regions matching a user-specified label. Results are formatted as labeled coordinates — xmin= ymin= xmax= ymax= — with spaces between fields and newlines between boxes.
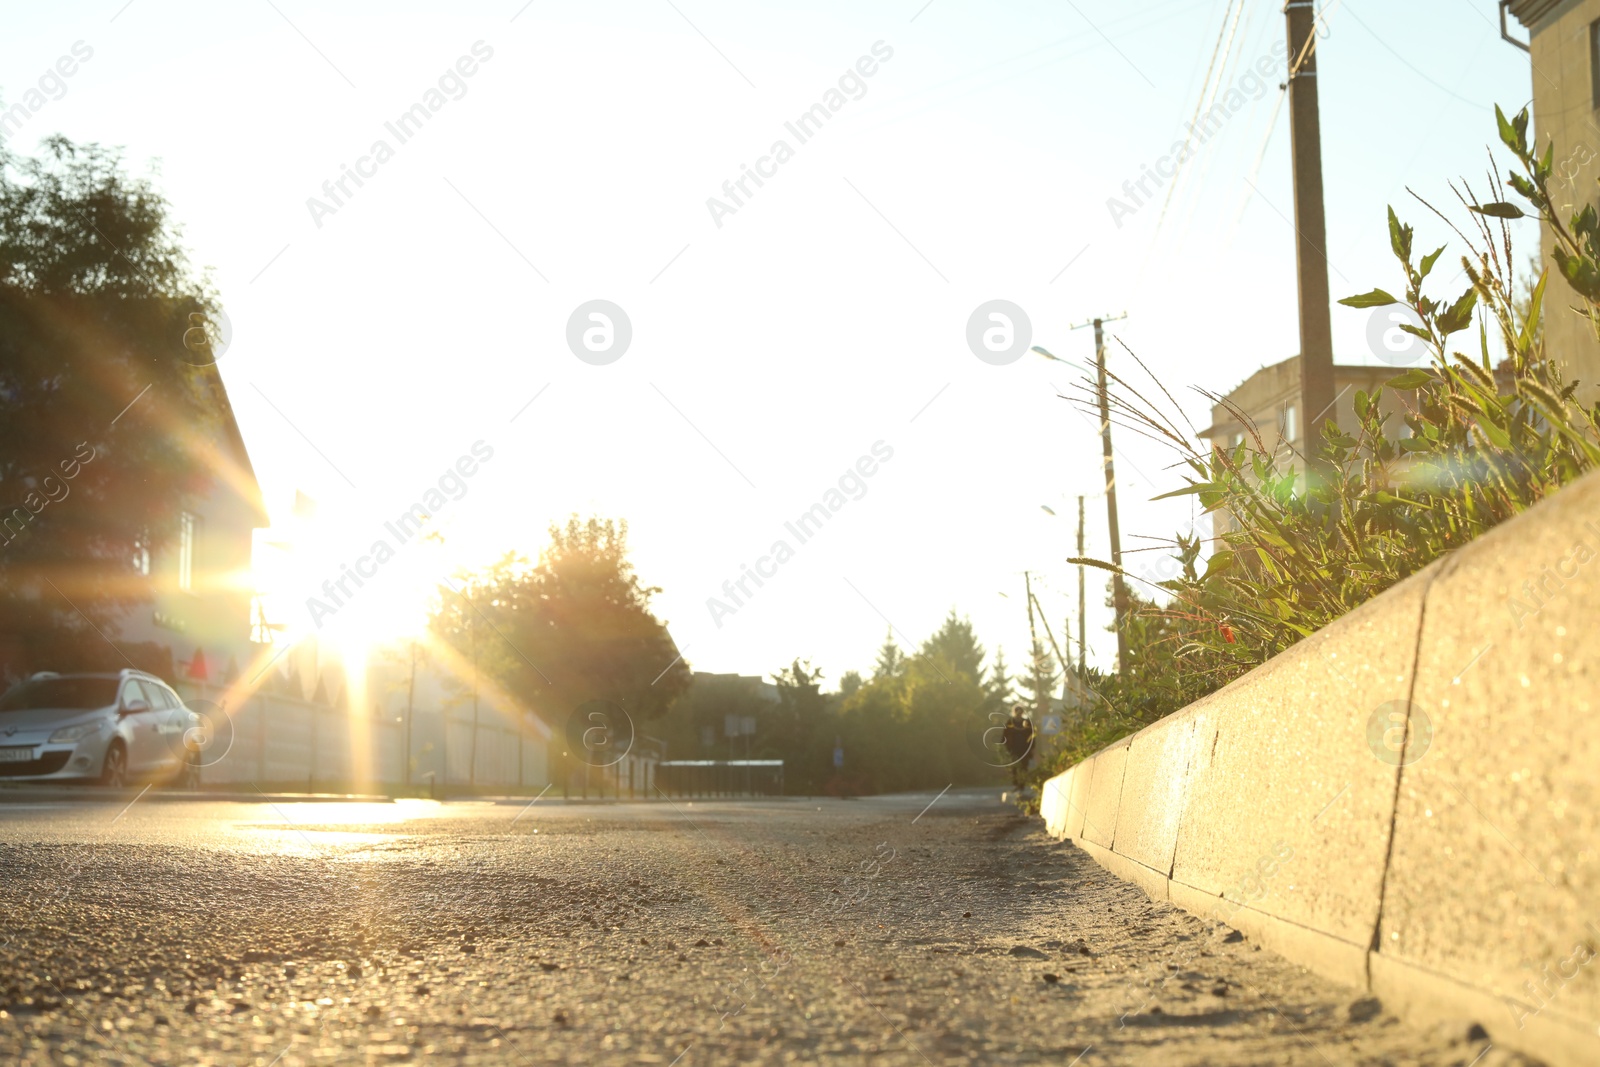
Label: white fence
xmin=178 ymin=680 xmax=549 ymax=791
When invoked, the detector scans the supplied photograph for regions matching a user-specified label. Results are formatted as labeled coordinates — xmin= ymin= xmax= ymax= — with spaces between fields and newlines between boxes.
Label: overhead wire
xmin=855 ymin=0 xmax=1215 ymax=136
xmin=1150 ymin=0 xmax=1247 ymax=241
xmin=1227 ymin=0 xmax=1343 ymax=241
xmin=1145 ymin=0 xmax=1244 ymax=246
xmin=1165 ymin=0 xmax=1265 ymax=246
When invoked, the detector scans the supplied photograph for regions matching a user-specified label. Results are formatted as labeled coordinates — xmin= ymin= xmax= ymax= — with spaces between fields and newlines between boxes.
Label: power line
xmin=1150 ymin=0 xmax=1246 ymax=242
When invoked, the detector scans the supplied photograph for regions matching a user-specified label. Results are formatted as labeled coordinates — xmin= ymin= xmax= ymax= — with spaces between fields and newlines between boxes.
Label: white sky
xmin=3 ymin=1 xmax=1539 ymax=683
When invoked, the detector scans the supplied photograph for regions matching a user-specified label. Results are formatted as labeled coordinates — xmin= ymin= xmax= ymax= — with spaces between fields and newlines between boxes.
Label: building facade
xmin=1508 ymin=0 xmax=1600 ymax=405
xmin=111 ymin=377 xmax=269 ymax=688
xmin=1196 ymin=356 xmax=1402 ymax=456
xmin=1194 ymin=356 xmax=1411 ymax=538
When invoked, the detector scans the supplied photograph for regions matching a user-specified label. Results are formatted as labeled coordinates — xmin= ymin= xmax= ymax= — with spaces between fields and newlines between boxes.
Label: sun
xmin=249 ymin=498 xmax=453 ymax=681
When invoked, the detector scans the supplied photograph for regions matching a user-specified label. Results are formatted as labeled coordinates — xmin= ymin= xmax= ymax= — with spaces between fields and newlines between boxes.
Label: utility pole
xmin=404 ymin=640 xmax=416 ymax=790
xmin=1070 ymin=314 xmax=1130 ymax=672
xmin=469 ymin=606 xmax=480 ymax=788
xmin=1024 ymin=570 xmax=1040 ymax=709
xmin=1076 ymin=495 xmax=1086 ymax=675
xmin=1285 ymin=0 xmax=1335 ymax=472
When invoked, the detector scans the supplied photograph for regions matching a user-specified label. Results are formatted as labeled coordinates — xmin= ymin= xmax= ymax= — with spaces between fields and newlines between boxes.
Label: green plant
xmin=1024 ymin=106 xmax=1600 ymax=800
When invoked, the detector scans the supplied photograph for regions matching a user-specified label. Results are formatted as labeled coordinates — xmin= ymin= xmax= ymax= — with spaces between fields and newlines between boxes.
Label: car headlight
xmin=48 ymin=722 xmax=102 ymax=743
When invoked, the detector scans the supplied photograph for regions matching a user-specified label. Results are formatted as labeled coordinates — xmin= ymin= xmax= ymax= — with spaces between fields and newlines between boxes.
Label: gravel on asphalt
xmin=0 ymin=790 xmax=1539 ymax=1065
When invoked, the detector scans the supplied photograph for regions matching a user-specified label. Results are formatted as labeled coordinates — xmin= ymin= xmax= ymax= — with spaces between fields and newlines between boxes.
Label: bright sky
xmin=2 ymin=1 xmax=1538 ymax=683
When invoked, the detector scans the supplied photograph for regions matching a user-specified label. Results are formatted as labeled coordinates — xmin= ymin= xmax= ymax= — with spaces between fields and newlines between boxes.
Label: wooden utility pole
xmin=1024 ymin=570 xmax=1041 ymax=707
xmin=469 ymin=607 xmax=480 ymax=788
xmin=1285 ymin=0 xmax=1335 ymax=467
xmin=1072 ymin=314 xmax=1130 ymax=672
xmin=1076 ymin=495 xmax=1086 ymax=674
xmin=404 ymin=640 xmax=416 ymax=789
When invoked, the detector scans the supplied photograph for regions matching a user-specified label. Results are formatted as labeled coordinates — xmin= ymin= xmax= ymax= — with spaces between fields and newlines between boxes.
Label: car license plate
xmin=0 ymin=746 xmax=34 ymax=762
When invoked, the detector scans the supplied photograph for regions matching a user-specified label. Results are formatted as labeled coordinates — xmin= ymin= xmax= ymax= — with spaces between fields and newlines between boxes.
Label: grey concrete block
xmin=1377 ymin=470 xmax=1600 ymax=1058
xmin=1371 ymin=952 xmax=1600 ymax=1067
xmin=1065 ymin=754 xmax=1095 ymax=840
xmin=1169 ymin=568 xmax=1431 ymax=953
xmin=1113 ymin=713 xmax=1204 ymax=876
xmin=1082 ymin=743 xmax=1128 ymax=848
xmin=1166 ymin=877 xmax=1370 ymax=989
xmin=1040 ymin=764 xmax=1075 ymax=839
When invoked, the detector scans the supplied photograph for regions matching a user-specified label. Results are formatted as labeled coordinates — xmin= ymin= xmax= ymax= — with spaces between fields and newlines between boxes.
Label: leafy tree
xmin=828 ymin=611 xmax=1004 ymax=795
xmin=429 ymin=517 xmax=691 ymax=738
xmin=768 ymin=659 xmax=830 ymax=790
xmin=837 ymin=669 xmax=862 ymax=698
xmin=832 ymin=668 xmax=904 ymax=793
xmin=0 ymin=137 xmax=223 ymax=679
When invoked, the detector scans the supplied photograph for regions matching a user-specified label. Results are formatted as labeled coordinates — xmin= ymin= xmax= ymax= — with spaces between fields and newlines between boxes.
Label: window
xmin=131 ymin=533 xmax=149 ymax=576
xmin=0 ymin=677 xmax=119 ymax=712
xmin=1283 ymin=403 xmax=1298 ymax=444
xmin=177 ymin=511 xmax=198 ymax=592
xmin=1591 ymin=19 xmax=1600 ymax=110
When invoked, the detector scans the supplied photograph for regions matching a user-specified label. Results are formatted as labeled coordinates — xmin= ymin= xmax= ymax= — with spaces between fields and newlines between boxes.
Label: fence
xmin=178 ymin=680 xmax=549 ymax=792
xmin=656 ymin=760 xmax=784 ymax=797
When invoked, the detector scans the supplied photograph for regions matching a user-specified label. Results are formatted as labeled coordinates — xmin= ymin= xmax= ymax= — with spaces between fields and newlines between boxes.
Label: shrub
xmin=1023 ymin=107 xmax=1600 ymax=804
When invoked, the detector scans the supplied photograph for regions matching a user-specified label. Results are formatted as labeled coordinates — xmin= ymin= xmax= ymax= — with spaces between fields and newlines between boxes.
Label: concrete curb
xmin=1041 ymin=469 xmax=1600 ymax=1067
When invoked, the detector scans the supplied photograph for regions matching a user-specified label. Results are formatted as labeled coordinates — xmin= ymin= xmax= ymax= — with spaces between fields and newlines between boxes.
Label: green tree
xmin=984 ymin=647 xmax=1013 ymax=713
xmin=1022 ymin=635 xmax=1058 ymax=711
xmin=919 ymin=609 xmax=986 ymax=680
xmin=871 ymin=628 xmax=904 ymax=680
xmin=0 ymin=137 xmax=223 ymax=679
xmin=829 ymin=611 xmax=1002 ymax=794
xmin=430 ymin=517 xmax=691 ymax=737
xmin=769 ymin=659 xmax=831 ymax=791
xmin=833 ymin=668 xmax=905 ymax=792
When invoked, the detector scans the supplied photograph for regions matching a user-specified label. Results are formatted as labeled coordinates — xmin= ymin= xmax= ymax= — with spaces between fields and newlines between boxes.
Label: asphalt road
xmin=0 ymin=787 xmax=1533 ymax=1066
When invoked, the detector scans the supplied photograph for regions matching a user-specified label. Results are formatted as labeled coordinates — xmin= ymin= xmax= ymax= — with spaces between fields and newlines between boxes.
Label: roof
xmin=1507 ymin=0 xmax=1569 ymax=30
xmin=203 ymin=364 xmax=269 ymax=526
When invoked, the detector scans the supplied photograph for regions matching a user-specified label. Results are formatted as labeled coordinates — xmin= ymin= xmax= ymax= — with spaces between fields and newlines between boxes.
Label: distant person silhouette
xmin=1001 ymin=705 xmax=1035 ymax=788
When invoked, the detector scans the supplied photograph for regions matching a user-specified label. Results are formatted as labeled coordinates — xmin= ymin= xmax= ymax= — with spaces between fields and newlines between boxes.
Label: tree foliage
xmin=0 ymin=137 xmax=222 ymax=678
xmin=429 ymin=517 xmax=691 ymax=734
xmin=871 ymin=629 xmax=903 ymax=680
xmin=830 ymin=611 xmax=1002 ymax=795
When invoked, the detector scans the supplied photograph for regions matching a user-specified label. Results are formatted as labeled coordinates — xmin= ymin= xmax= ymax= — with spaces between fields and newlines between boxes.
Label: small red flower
xmin=1219 ymin=623 xmax=1236 ymax=644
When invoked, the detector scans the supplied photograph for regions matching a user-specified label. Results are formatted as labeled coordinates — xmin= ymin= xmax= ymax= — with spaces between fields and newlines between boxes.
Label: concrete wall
xmin=1041 ymin=468 xmax=1600 ymax=1067
xmin=1524 ymin=0 xmax=1600 ymax=409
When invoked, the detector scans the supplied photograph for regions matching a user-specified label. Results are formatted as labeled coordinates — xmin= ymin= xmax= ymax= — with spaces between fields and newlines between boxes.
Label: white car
xmin=0 ymin=669 xmax=201 ymax=787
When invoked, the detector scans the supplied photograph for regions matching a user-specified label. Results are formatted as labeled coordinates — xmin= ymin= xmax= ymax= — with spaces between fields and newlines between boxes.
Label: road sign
xmin=1041 ymin=713 xmax=1062 ymax=737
